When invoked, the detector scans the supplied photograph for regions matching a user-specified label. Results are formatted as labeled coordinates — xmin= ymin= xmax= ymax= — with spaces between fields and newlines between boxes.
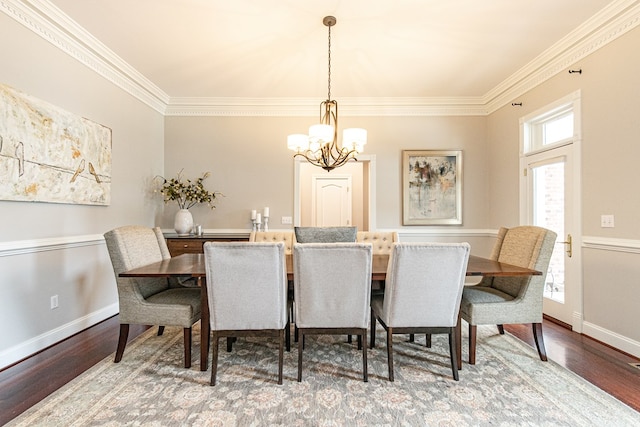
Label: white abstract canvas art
xmin=0 ymin=83 xmax=111 ymax=205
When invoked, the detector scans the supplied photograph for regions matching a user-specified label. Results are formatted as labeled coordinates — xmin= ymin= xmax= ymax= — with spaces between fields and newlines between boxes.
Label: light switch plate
xmin=281 ymin=216 xmax=292 ymax=225
xmin=600 ymin=214 xmax=614 ymax=228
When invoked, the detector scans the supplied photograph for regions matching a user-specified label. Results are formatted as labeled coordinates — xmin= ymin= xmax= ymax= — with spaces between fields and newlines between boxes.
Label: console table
xmin=164 ymin=233 xmax=250 ymax=256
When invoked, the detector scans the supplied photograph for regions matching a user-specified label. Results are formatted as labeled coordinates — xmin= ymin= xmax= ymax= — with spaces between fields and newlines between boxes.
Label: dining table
xmin=120 ymin=252 xmax=541 ymax=371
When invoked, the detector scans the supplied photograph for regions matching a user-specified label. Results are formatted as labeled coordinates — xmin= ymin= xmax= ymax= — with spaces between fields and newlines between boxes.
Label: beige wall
xmin=486 ymin=26 xmax=640 ymax=349
xmin=163 ymin=115 xmax=489 ymax=231
xmin=0 ymin=12 xmax=165 ymax=367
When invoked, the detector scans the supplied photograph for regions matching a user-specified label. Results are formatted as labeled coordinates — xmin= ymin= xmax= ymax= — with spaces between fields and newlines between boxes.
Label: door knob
xmin=560 ymin=234 xmax=572 ymax=258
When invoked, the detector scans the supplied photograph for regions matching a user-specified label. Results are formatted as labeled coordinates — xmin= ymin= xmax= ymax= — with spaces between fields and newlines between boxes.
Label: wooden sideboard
xmin=165 ymin=233 xmax=250 ymax=256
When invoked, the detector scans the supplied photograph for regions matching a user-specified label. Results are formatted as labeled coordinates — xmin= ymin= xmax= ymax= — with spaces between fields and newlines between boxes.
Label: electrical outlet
xmin=50 ymin=295 xmax=59 ymax=309
xmin=601 ymin=214 xmax=615 ymax=228
xmin=281 ymin=216 xmax=292 ymax=225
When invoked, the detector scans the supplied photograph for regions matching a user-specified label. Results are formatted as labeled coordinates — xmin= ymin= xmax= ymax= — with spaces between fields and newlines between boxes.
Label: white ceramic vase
xmin=174 ymin=209 xmax=194 ymax=236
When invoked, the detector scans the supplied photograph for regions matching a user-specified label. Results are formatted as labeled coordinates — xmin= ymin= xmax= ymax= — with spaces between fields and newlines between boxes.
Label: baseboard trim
xmin=0 ymin=303 xmax=119 ymax=370
xmin=581 ymin=321 xmax=640 ymax=359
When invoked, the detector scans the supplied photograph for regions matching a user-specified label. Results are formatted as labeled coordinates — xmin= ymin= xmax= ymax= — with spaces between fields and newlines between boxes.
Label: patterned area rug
xmin=9 ymin=323 xmax=639 ymax=426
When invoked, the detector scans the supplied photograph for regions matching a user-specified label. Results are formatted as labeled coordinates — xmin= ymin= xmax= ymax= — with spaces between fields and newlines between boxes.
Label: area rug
xmin=8 ymin=323 xmax=639 ymax=427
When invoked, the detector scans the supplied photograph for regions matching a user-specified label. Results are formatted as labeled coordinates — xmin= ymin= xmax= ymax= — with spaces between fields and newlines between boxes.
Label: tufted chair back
xmin=249 ymin=231 xmax=295 ymax=254
xmin=356 ymin=231 xmax=399 ymax=255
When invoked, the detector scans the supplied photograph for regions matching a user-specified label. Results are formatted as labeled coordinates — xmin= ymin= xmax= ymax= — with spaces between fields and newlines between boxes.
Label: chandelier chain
xmin=327 ymin=23 xmax=331 ymax=101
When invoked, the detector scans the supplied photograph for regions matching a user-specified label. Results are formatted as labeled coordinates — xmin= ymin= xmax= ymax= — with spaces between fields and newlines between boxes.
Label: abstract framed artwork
xmin=0 ymin=83 xmax=111 ymax=206
xmin=402 ymin=150 xmax=462 ymax=225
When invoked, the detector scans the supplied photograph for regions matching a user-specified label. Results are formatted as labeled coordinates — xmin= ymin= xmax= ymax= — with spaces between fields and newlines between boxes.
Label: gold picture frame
xmin=402 ymin=150 xmax=462 ymax=225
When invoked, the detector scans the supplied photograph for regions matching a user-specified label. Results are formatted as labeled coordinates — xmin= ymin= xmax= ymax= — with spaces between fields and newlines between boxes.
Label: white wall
xmin=0 ymin=12 xmax=165 ymax=368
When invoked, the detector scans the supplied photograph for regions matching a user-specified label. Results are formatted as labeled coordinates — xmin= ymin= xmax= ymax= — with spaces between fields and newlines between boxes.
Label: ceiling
xmin=29 ymin=1 xmax=631 ymax=110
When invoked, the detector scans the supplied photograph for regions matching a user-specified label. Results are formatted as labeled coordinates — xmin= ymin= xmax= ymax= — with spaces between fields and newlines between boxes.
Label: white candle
xmin=251 ymin=209 xmax=257 ymax=220
xmin=263 ymin=207 xmax=269 ymax=217
xmin=256 ymin=213 xmax=262 ymax=224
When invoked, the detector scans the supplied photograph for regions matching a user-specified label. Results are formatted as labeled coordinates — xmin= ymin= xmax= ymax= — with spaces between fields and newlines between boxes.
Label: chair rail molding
xmin=0 ymin=234 xmax=105 ymax=257
xmin=582 ymin=236 xmax=640 ymax=254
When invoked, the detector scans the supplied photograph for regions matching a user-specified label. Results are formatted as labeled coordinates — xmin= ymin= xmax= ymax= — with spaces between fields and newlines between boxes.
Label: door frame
xmin=294 ymin=155 xmax=376 ymax=230
xmin=518 ymin=92 xmax=583 ymax=332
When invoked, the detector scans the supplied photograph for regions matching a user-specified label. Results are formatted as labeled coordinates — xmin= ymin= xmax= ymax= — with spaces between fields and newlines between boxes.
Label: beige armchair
xmin=293 ymin=242 xmax=373 ymax=382
xmin=370 ymin=243 xmax=470 ymax=381
xmin=460 ymin=226 xmax=557 ymax=364
xmin=203 ymin=242 xmax=289 ymax=385
xmin=104 ymin=226 xmax=201 ymax=368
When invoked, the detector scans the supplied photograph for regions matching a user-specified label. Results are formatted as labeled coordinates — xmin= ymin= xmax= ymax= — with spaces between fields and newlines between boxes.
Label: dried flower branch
xmin=155 ymin=170 xmax=222 ymax=210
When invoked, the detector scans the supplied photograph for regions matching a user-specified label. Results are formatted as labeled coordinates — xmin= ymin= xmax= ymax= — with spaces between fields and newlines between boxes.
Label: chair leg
xmin=532 ymin=323 xmax=548 ymax=361
xmin=370 ymin=308 xmax=377 ymax=349
xmin=297 ymin=331 xmax=304 ymax=382
xmin=361 ymin=329 xmax=368 ymax=382
xmin=114 ymin=324 xmax=129 ymax=363
xmin=210 ymin=334 xmax=219 ymax=386
xmin=497 ymin=324 xmax=505 ymax=335
xmin=425 ymin=334 xmax=432 ymax=348
xmin=278 ymin=330 xmax=284 ymax=385
xmin=469 ymin=324 xmax=477 ymax=365
xmin=347 ymin=335 xmax=352 ymax=343
xmin=409 ymin=334 xmax=415 ymax=342
xmin=448 ymin=330 xmax=459 ymax=381
xmin=226 ymin=337 xmax=234 ymax=352
xmin=386 ymin=327 xmax=394 ymax=382
xmin=183 ymin=327 xmax=192 ymax=369
xmin=157 ymin=326 xmax=165 ymax=336
xmin=285 ymin=320 xmax=291 ymax=352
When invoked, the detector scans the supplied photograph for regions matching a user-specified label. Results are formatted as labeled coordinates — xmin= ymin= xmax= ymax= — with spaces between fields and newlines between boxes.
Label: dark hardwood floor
xmin=1 ymin=316 xmax=638 ymax=425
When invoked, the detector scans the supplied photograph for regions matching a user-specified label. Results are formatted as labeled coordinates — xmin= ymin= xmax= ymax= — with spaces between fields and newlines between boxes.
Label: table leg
xmin=456 ymin=311 xmax=462 ymax=370
xmin=199 ymin=277 xmax=210 ymax=371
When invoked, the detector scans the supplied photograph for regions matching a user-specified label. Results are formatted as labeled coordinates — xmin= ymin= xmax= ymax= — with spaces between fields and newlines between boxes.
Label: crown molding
xmin=164 ymin=96 xmax=488 ymax=117
xmin=484 ymin=0 xmax=640 ymax=113
xmin=0 ymin=0 xmax=169 ymax=113
xmin=3 ymin=0 xmax=639 ymax=117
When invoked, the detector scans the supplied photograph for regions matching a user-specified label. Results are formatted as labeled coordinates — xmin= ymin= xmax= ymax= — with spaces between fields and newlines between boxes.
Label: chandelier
xmin=287 ymin=16 xmax=367 ymax=172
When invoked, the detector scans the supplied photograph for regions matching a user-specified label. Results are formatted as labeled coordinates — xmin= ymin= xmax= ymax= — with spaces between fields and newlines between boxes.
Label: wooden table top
xmin=120 ymin=253 xmax=541 ymax=279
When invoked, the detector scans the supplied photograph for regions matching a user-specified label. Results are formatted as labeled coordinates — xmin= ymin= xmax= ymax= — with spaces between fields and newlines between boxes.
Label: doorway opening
xmin=294 ymin=155 xmax=376 ymax=231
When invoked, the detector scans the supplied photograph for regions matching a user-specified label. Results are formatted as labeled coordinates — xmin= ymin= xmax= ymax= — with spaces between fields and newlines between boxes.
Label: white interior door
xmin=521 ymin=144 xmax=581 ymax=327
xmin=312 ymin=176 xmax=352 ymax=226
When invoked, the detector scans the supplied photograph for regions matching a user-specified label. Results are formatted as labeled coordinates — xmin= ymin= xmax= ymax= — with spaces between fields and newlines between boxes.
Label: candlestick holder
xmin=263 ymin=216 xmax=269 ymax=232
xmin=251 ymin=219 xmax=262 ymax=232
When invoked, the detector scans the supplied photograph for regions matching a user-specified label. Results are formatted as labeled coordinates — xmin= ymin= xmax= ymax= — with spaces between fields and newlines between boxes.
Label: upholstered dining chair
xmin=249 ymin=230 xmax=295 ymax=345
xmin=294 ymin=226 xmax=357 ymax=243
xmin=293 ymin=242 xmax=373 ymax=382
xmin=370 ymin=242 xmax=470 ymax=381
xmin=249 ymin=230 xmax=295 ymax=254
xmin=203 ymin=242 xmax=289 ymax=385
xmin=460 ymin=226 xmax=557 ymax=364
xmin=292 ymin=226 xmax=358 ymax=344
xmin=104 ymin=225 xmax=201 ymax=368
